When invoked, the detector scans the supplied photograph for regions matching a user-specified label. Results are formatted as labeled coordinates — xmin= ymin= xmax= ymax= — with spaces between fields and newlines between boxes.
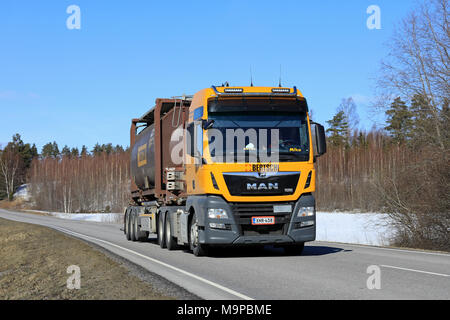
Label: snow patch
xmin=48 ymin=212 xmax=122 ymax=223
xmin=316 ymin=212 xmax=393 ymax=246
xmin=13 ymin=184 xmax=31 ymax=201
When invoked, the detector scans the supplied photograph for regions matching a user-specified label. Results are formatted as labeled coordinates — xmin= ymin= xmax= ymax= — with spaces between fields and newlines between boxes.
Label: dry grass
xmin=0 ymin=199 xmax=27 ymax=210
xmin=0 ymin=218 xmax=173 ymax=300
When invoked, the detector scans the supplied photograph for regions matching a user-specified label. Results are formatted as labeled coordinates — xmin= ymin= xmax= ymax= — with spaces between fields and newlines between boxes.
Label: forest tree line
xmin=0 ymin=140 xmax=129 ymax=213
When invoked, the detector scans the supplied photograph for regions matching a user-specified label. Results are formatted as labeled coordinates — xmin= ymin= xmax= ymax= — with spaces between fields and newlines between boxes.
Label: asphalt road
xmin=1 ymin=208 xmax=449 ymax=300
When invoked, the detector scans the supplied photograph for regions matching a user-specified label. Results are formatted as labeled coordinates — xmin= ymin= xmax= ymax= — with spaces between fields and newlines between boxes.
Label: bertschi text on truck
xmin=124 ymin=85 xmax=327 ymax=256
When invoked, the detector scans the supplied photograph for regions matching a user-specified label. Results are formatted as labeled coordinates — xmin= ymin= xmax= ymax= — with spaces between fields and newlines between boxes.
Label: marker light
xmin=224 ymin=88 xmax=244 ymax=93
xmin=272 ymin=88 xmax=291 ymax=93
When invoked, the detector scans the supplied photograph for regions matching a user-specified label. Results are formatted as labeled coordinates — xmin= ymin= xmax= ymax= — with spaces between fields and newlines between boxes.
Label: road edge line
xmin=52 ymin=226 xmax=254 ymax=300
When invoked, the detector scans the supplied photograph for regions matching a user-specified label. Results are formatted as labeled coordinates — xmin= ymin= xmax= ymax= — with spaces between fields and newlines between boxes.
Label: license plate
xmin=251 ymin=216 xmax=275 ymax=225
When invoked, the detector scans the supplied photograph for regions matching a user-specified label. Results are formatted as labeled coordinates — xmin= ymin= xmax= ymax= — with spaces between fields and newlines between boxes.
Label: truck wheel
xmin=130 ymin=212 xmax=137 ymax=241
xmin=189 ymin=212 xmax=208 ymax=257
xmin=158 ymin=213 xmax=166 ymax=248
xmin=125 ymin=211 xmax=131 ymax=240
xmin=165 ymin=213 xmax=178 ymax=251
xmin=123 ymin=210 xmax=127 ymax=234
xmin=133 ymin=213 xmax=146 ymax=241
xmin=284 ymin=243 xmax=305 ymax=256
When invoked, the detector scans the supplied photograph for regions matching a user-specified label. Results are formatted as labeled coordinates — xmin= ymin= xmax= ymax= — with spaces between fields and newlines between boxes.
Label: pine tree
xmin=52 ymin=142 xmax=60 ymax=157
xmin=103 ymin=143 xmax=113 ymax=155
xmin=71 ymin=147 xmax=80 ymax=158
xmin=114 ymin=145 xmax=124 ymax=153
xmin=41 ymin=143 xmax=54 ymax=158
xmin=30 ymin=144 xmax=38 ymax=160
xmin=0 ymin=134 xmax=34 ymax=200
xmin=326 ymin=110 xmax=349 ymax=147
xmin=408 ymin=94 xmax=436 ymax=148
xmin=81 ymin=145 xmax=88 ymax=157
xmin=92 ymin=143 xmax=103 ymax=156
xmin=385 ymin=97 xmax=412 ymax=144
xmin=42 ymin=141 xmax=60 ymax=158
xmin=61 ymin=145 xmax=71 ymax=158
xmin=4 ymin=134 xmax=37 ymax=168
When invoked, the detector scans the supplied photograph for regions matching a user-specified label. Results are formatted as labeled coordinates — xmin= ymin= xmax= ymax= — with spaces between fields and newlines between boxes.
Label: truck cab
xmin=125 ymin=85 xmax=326 ymax=256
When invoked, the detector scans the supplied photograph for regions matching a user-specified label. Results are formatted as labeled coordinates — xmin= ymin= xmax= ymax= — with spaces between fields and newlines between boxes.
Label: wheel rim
xmin=129 ymin=214 xmax=133 ymax=238
xmin=190 ymin=221 xmax=198 ymax=248
xmin=134 ymin=215 xmax=138 ymax=237
xmin=165 ymin=217 xmax=171 ymax=243
xmin=158 ymin=216 xmax=163 ymax=241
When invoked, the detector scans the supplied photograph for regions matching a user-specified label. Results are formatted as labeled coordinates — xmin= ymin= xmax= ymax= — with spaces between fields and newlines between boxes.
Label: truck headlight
xmin=208 ymin=208 xmax=228 ymax=219
xmin=297 ymin=206 xmax=315 ymax=217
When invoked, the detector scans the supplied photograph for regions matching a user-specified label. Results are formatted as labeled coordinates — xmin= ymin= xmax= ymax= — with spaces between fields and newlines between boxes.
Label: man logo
xmin=246 ymin=183 xmax=278 ymax=191
xmin=258 ymin=171 xmax=267 ymax=178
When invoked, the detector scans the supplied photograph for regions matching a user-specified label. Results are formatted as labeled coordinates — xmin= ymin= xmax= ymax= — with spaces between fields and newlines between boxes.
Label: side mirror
xmin=311 ymin=122 xmax=326 ymax=157
xmin=202 ymin=119 xmax=215 ymax=130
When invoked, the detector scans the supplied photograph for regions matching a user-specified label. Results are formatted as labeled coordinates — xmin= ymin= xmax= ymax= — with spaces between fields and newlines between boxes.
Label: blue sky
xmin=0 ymin=0 xmax=417 ymax=151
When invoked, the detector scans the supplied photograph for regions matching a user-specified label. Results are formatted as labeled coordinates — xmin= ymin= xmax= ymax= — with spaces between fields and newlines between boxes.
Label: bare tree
xmin=372 ymin=0 xmax=450 ymax=250
xmin=29 ymin=151 xmax=130 ymax=213
xmin=337 ymin=97 xmax=360 ymax=139
xmin=378 ymin=0 xmax=449 ymax=150
xmin=0 ymin=147 xmax=23 ymax=201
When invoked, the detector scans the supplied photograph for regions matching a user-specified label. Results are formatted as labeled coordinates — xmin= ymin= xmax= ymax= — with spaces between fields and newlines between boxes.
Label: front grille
xmin=223 ymin=172 xmax=300 ymax=196
xmin=230 ymin=202 xmax=294 ymax=236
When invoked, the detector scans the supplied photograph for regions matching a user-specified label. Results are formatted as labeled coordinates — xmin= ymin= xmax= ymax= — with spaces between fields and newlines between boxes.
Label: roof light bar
xmin=211 ymin=85 xmax=298 ymax=97
xmin=272 ymin=88 xmax=291 ymax=93
xmin=224 ymin=88 xmax=244 ymax=93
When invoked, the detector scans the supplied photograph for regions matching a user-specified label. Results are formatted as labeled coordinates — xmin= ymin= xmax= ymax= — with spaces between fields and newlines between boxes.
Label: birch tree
xmin=378 ymin=0 xmax=449 ymax=150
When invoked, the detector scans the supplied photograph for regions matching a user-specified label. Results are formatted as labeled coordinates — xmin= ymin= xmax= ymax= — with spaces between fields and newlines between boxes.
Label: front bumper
xmin=198 ymin=194 xmax=316 ymax=245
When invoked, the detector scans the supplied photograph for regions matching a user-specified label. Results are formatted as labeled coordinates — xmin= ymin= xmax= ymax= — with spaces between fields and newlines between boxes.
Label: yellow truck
xmin=124 ymin=85 xmax=326 ymax=256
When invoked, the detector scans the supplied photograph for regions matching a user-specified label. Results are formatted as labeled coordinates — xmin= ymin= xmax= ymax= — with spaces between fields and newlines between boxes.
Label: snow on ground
xmin=42 ymin=212 xmax=122 ymax=223
xmin=29 ymin=210 xmax=394 ymax=246
xmin=316 ymin=212 xmax=394 ymax=246
xmin=13 ymin=184 xmax=31 ymax=201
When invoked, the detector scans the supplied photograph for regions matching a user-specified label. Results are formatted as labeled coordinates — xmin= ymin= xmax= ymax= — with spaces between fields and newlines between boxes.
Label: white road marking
xmin=316 ymin=241 xmax=450 ymax=257
xmin=51 ymin=225 xmax=254 ymax=300
xmin=381 ymin=264 xmax=450 ymax=277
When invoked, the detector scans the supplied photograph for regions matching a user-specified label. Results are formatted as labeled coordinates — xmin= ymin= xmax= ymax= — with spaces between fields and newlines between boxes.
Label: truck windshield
xmin=206 ymin=111 xmax=310 ymax=163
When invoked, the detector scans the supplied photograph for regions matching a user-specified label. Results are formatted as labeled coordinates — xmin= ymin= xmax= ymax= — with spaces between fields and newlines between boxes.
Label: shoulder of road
xmin=0 ymin=217 xmax=198 ymax=300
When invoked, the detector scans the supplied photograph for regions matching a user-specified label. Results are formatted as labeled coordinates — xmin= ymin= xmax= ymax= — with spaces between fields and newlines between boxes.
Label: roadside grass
xmin=0 ymin=218 xmax=173 ymax=300
xmin=0 ymin=199 xmax=28 ymax=211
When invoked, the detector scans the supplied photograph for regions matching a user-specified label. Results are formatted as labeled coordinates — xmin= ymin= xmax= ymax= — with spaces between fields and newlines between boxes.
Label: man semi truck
xmin=123 ymin=85 xmax=326 ymax=256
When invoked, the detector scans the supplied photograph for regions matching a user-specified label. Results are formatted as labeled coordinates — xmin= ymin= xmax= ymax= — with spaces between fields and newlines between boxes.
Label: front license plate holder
xmin=251 ymin=216 xmax=275 ymax=225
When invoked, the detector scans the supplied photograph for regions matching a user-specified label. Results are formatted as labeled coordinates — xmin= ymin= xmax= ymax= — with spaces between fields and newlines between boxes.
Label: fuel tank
xmin=131 ymin=124 xmax=155 ymax=190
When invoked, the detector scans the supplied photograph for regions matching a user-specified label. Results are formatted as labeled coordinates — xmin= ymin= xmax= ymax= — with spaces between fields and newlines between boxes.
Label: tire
xmin=158 ymin=212 xmax=166 ymax=248
xmin=189 ymin=212 xmax=208 ymax=257
xmin=284 ymin=242 xmax=305 ymax=256
xmin=125 ymin=211 xmax=131 ymax=241
xmin=123 ymin=210 xmax=127 ymax=234
xmin=165 ymin=213 xmax=178 ymax=251
xmin=133 ymin=213 xmax=146 ymax=241
xmin=130 ymin=212 xmax=137 ymax=241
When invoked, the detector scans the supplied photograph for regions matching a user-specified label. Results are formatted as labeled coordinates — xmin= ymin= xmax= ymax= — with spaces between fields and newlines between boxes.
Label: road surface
xmin=1 ymin=208 xmax=449 ymax=300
